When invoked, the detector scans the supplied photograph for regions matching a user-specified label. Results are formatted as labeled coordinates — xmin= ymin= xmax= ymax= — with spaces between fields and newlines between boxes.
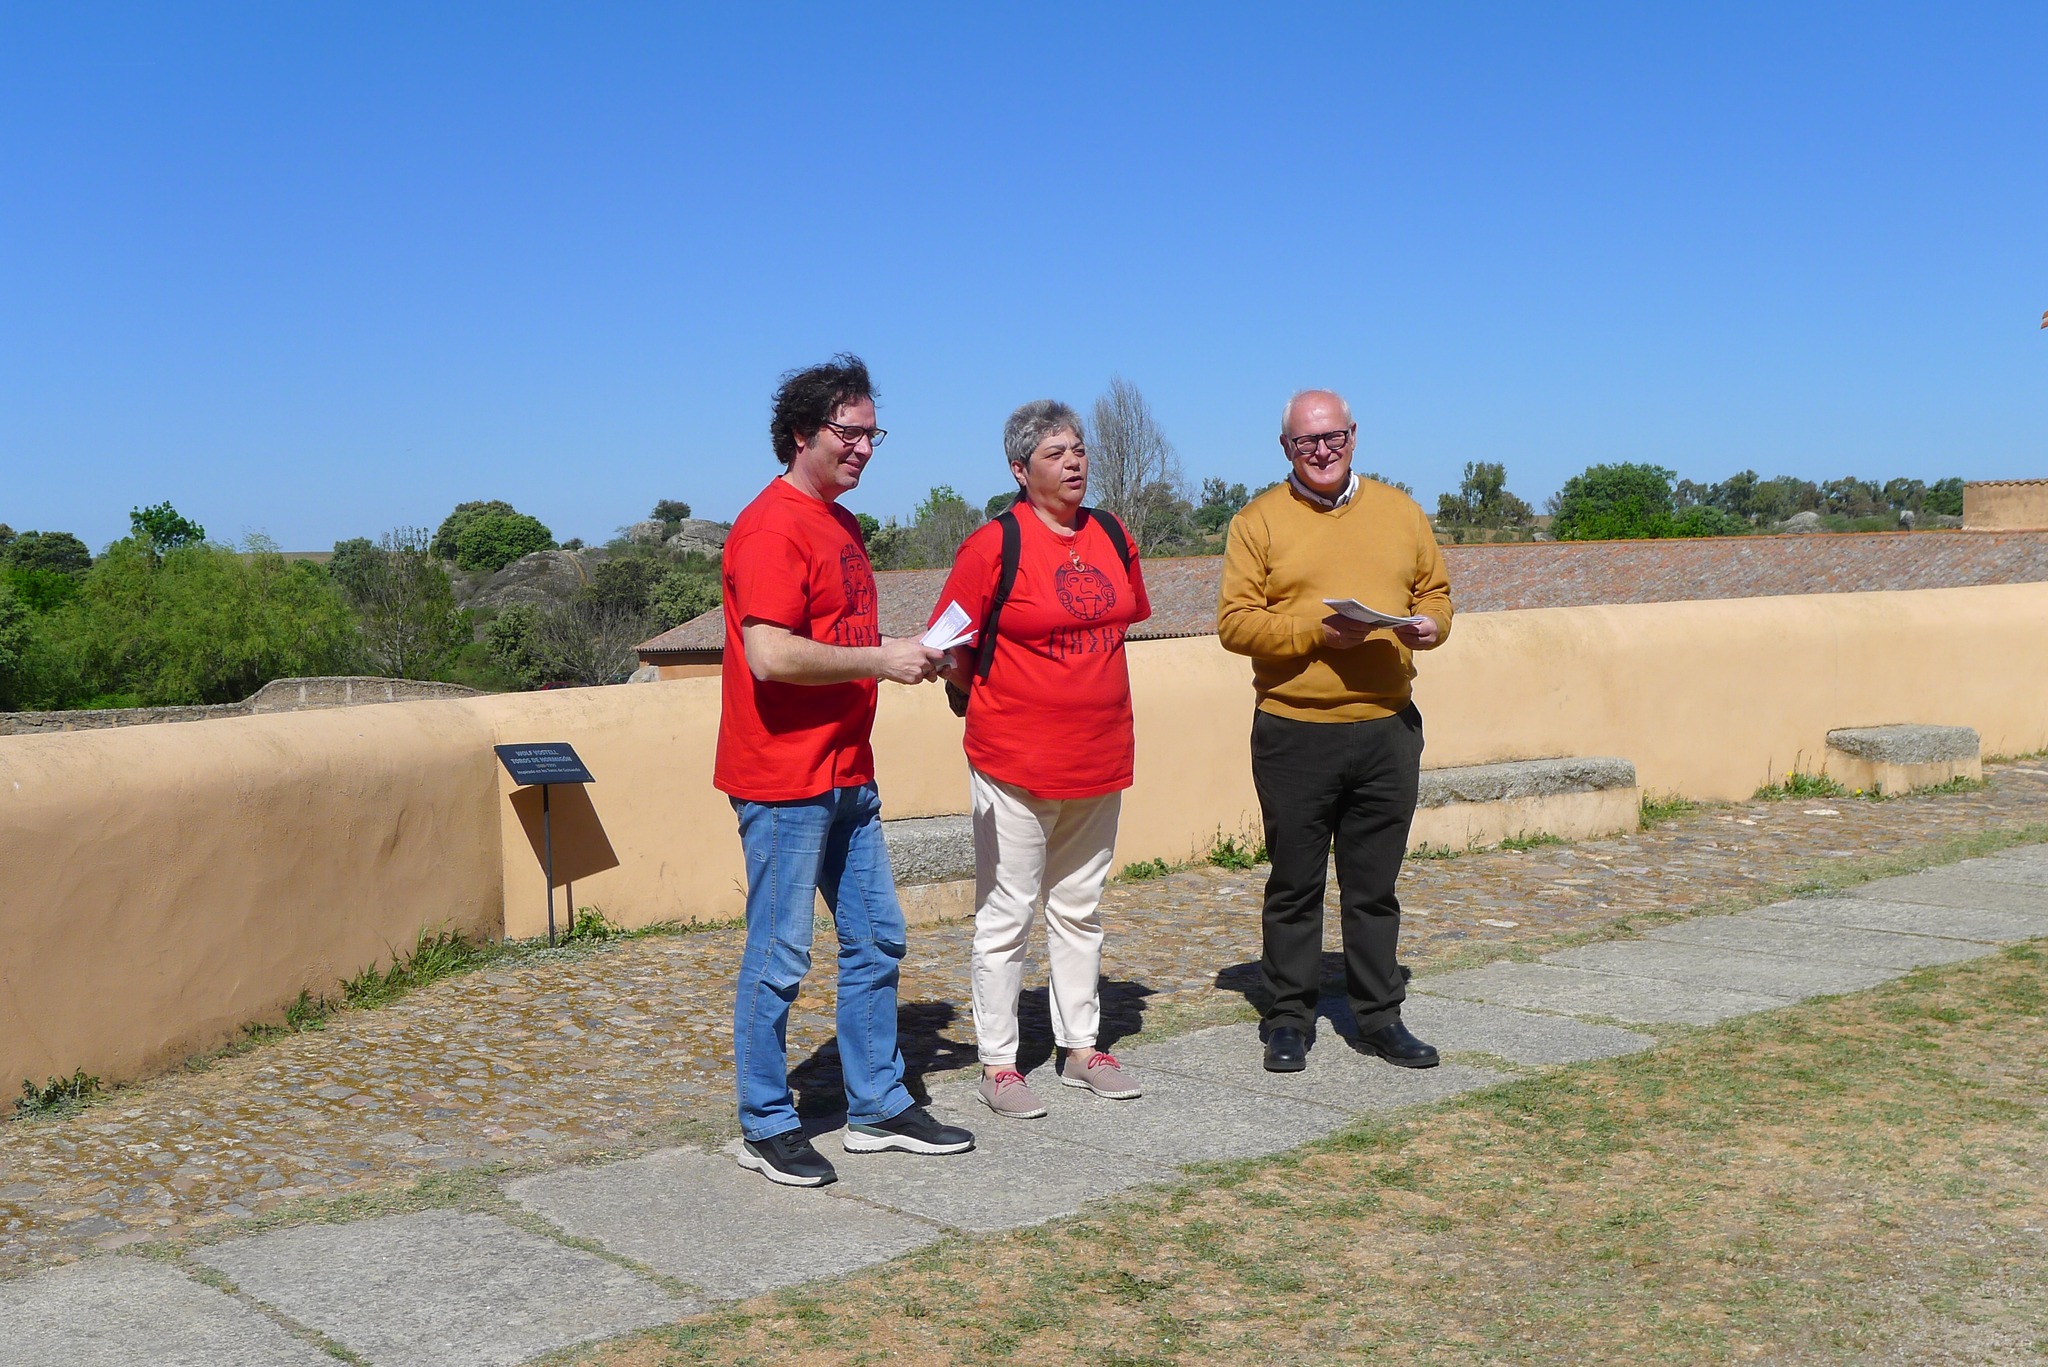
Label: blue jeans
xmin=731 ymin=783 xmax=915 ymax=1142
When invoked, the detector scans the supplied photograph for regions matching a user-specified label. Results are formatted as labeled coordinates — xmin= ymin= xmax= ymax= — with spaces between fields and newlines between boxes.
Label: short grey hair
xmin=1004 ymin=399 xmax=1086 ymax=469
xmin=1281 ymin=389 xmax=1354 ymax=433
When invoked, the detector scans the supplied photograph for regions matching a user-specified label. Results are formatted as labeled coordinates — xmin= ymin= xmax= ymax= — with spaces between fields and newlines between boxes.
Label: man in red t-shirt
xmin=931 ymin=399 xmax=1152 ymax=1122
xmin=717 ymin=355 xmax=974 ymax=1188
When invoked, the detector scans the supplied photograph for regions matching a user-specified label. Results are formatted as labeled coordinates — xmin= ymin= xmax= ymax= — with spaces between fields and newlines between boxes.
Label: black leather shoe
xmin=1263 ymin=1025 xmax=1308 ymax=1072
xmin=1355 ymin=1019 xmax=1439 ymax=1069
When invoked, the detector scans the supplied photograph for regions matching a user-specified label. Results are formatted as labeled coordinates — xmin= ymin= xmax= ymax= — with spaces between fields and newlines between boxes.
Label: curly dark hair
xmin=769 ymin=354 xmax=876 ymax=466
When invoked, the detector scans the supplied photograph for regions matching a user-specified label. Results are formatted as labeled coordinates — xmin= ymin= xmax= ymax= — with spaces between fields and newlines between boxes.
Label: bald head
xmin=1281 ymin=389 xmax=1353 ymax=436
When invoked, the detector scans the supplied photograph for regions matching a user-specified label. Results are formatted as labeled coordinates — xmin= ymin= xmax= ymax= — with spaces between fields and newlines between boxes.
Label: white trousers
xmin=968 ymin=767 xmax=1123 ymax=1068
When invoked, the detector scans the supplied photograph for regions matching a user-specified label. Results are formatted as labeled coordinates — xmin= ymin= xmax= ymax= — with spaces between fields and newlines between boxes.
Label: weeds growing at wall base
xmin=14 ymin=1068 xmax=102 ymax=1119
xmin=1638 ymin=792 xmax=1700 ymax=828
xmin=1753 ymin=770 xmax=1849 ymax=800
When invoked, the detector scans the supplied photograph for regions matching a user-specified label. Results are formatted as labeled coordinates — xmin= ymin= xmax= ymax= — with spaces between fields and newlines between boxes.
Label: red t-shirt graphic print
xmin=931 ymin=509 xmax=1151 ymax=799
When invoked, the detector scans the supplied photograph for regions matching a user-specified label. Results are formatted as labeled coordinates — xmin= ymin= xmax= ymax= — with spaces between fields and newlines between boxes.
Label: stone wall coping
xmin=1825 ymin=724 xmax=1981 ymax=764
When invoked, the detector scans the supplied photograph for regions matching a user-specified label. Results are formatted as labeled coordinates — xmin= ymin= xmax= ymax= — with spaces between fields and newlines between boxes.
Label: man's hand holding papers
xmin=1320 ymin=598 xmax=1440 ymax=651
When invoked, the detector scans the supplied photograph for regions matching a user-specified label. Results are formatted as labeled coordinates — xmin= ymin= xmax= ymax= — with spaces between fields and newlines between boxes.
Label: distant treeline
xmin=0 ymin=499 xmax=721 ymax=712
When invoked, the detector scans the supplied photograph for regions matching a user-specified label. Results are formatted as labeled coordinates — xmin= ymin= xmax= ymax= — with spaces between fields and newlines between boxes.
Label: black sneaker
xmin=843 ymin=1105 xmax=975 ymax=1155
xmin=736 ymin=1129 xmax=838 ymax=1187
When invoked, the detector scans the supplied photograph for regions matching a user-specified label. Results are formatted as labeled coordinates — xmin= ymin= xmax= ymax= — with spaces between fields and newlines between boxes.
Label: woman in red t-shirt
xmin=931 ymin=400 xmax=1152 ymax=1119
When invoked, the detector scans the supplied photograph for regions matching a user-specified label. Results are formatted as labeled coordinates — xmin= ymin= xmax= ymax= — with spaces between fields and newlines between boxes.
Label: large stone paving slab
xmin=1422 ymin=961 xmax=1789 ymax=1025
xmin=1945 ymin=853 xmax=2048 ymax=888
xmin=194 ymin=1210 xmax=684 ymax=1367
xmin=507 ymin=1147 xmax=940 ymax=1300
xmin=1545 ymin=940 xmax=1901 ymax=999
xmin=1753 ymin=897 xmax=2048 ymax=944
xmin=1015 ymin=1058 xmax=1362 ymax=1165
xmin=0 ymin=1257 xmax=336 ymax=1367
xmin=1399 ymin=994 xmax=1658 ymax=1065
xmin=1847 ymin=871 xmax=2048 ymax=917
xmin=1644 ymin=913 xmax=1998 ymax=970
xmin=1133 ymin=1020 xmax=1512 ymax=1105
xmin=826 ymin=1094 xmax=1176 ymax=1232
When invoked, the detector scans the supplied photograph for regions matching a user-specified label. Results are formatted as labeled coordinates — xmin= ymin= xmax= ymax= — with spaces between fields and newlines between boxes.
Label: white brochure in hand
xmin=920 ymin=600 xmax=978 ymax=651
xmin=1322 ymin=598 xmax=1428 ymax=629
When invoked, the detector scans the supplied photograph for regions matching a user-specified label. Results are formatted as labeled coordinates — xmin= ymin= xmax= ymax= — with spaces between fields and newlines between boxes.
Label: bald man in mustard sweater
xmin=1217 ymin=389 xmax=1453 ymax=1074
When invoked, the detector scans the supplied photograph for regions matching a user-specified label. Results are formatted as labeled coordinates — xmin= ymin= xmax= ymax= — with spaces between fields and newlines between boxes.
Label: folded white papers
xmin=920 ymin=600 xmax=978 ymax=650
xmin=1322 ymin=598 xmax=1428 ymax=629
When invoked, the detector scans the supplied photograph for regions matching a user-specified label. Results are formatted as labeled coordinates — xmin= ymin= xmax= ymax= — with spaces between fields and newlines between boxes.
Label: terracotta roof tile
xmin=637 ymin=530 xmax=2048 ymax=657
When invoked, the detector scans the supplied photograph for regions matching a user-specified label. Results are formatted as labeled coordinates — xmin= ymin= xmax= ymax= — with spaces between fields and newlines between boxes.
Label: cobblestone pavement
xmin=3 ymin=762 xmax=2044 ymax=1279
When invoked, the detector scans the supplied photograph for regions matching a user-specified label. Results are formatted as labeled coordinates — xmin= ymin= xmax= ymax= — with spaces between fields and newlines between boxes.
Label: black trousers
xmin=1250 ymin=705 xmax=1424 ymax=1036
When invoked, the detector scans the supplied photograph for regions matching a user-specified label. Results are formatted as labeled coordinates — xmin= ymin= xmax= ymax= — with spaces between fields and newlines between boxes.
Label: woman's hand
xmin=936 ymin=643 xmax=974 ymax=689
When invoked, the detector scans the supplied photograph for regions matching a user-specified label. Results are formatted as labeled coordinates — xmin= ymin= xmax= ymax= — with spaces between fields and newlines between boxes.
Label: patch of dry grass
xmin=553 ymin=942 xmax=2048 ymax=1366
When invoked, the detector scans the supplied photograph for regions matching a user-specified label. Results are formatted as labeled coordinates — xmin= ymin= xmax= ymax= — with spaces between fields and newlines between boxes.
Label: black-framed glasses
xmin=819 ymin=419 xmax=887 ymax=447
xmin=1286 ymin=427 xmax=1353 ymax=457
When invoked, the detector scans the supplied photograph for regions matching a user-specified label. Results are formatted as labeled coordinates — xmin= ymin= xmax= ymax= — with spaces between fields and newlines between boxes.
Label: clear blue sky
xmin=4 ymin=3 xmax=2044 ymax=551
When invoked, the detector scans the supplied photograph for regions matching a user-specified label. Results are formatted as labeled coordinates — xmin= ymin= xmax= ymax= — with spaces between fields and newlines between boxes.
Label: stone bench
xmin=1825 ymin=724 xmax=1980 ymax=796
xmin=1410 ymin=757 xmax=1640 ymax=852
xmin=880 ymin=814 xmax=977 ymax=925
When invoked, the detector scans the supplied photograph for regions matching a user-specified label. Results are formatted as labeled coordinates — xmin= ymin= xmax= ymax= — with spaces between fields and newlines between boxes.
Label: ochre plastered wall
xmin=1964 ymin=481 xmax=2048 ymax=531
xmin=0 ymin=704 xmax=503 ymax=1089
xmin=5 ymin=582 xmax=2045 ymax=1089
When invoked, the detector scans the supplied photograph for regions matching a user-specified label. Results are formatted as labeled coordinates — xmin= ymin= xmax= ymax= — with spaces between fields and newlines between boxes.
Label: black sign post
xmin=493 ymin=743 xmax=597 ymax=946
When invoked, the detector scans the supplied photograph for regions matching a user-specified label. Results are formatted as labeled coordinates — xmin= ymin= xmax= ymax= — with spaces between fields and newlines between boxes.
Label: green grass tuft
xmin=1638 ymin=791 xmax=1700 ymax=828
xmin=1496 ymin=831 xmax=1568 ymax=852
xmin=1408 ymin=842 xmax=1462 ymax=860
xmin=1117 ymin=857 xmax=1177 ymax=882
xmin=1754 ymin=770 xmax=1848 ymax=800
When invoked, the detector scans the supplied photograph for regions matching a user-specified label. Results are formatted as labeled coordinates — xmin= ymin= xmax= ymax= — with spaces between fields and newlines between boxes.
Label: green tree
xmin=0 ymin=578 xmax=31 ymax=709
xmin=130 ymin=501 xmax=206 ymax=553
xmin=485 ymin=604 xmax=549 ymax=688
xmin=1360 ymin=471 xmax=1414 ymax=495
xmin=0 ymin=523 xmax=14 ymax=551
xmin=333 ymin=528 xmax=468 ymax=679
xmin=38 ymin=538 xmax=359 ymax=706
xmin=1194 ymin=478 xmax=1249 ymax=534
xmin=430 ymin=500 xmax=518 ymax=560
xmin=1668 ymin=505 xmax=1751 ymax=537
xmin=1924 ymin=477 xmax=1964 ymax=517
xmin=650 ymin=556 xmax=721 ymax=628
xmin=1549 ymin=463 xmax=1679 ymax=540
xmin=906 ymin=486 xmax=984 ymax=568
xmin=650 ymin=499 xmax=693 ymax=535
xmin=984 ymin=491 xmax=1020 ymax=519
xmin=453 ymin=512 xmax=555 ymax=572
xmin=1436 ymin=462 xmax=1533 ymax=533
xmin=2 ymin=530 xmax=92 ymax=576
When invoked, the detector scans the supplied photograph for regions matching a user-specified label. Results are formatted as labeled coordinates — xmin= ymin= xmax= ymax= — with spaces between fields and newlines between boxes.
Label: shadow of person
xmin=785 ymin=999 xmax=977 ymax=1132
xmin=784 ymin=978 xmax=1160 ymax=1131
xmin=1213 ymin=951 xmax=1364 ymax=1042
xmin=1009 ymin=977 xmax=1157 ymax=1075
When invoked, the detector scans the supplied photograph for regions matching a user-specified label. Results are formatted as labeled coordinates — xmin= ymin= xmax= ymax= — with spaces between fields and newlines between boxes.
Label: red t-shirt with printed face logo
xmin=931 ymin=509 xmax=1151 ymax=800
xmin=714 ymin=479 xmax=881 ymax=801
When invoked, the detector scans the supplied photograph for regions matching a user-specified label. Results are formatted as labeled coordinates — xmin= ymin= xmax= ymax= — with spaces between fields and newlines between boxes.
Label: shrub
xmin=651 ymin=562 xmax=721 ymax=627
xmin=454 ymin=512 xmax=555 ymax=572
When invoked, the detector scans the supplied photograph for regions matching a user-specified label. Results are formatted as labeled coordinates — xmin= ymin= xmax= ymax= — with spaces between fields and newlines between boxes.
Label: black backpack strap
xmin=971 ymin=506 xmax=1023 ymax=683
xmin=1083 ymin=507 xmax=1136 ymax=571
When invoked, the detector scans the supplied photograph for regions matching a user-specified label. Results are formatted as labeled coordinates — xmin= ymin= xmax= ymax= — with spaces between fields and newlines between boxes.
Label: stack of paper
xmin=920 ymin=600 xmax=978 ymax=650
xmin=1321 ymin=598 xmax=1429 ymax=628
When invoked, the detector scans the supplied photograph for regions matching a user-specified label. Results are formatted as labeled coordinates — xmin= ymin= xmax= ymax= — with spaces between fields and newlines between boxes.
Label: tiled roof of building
xmin=637 ymin=530 xmax=2048 ymax=657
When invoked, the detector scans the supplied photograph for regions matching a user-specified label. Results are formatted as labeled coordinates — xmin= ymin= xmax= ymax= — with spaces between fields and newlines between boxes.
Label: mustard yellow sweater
xmin=1217 ymin=478 xmax=1454 ymax=721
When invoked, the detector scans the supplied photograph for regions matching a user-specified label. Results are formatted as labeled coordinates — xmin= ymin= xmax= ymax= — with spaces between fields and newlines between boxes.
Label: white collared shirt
xmin=1289 ymin=471 xmax=1359 ymax=509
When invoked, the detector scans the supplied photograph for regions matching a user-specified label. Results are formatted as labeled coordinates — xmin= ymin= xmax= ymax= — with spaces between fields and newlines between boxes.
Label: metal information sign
xmin=493 ymin=742 xmax=596 ymax=945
